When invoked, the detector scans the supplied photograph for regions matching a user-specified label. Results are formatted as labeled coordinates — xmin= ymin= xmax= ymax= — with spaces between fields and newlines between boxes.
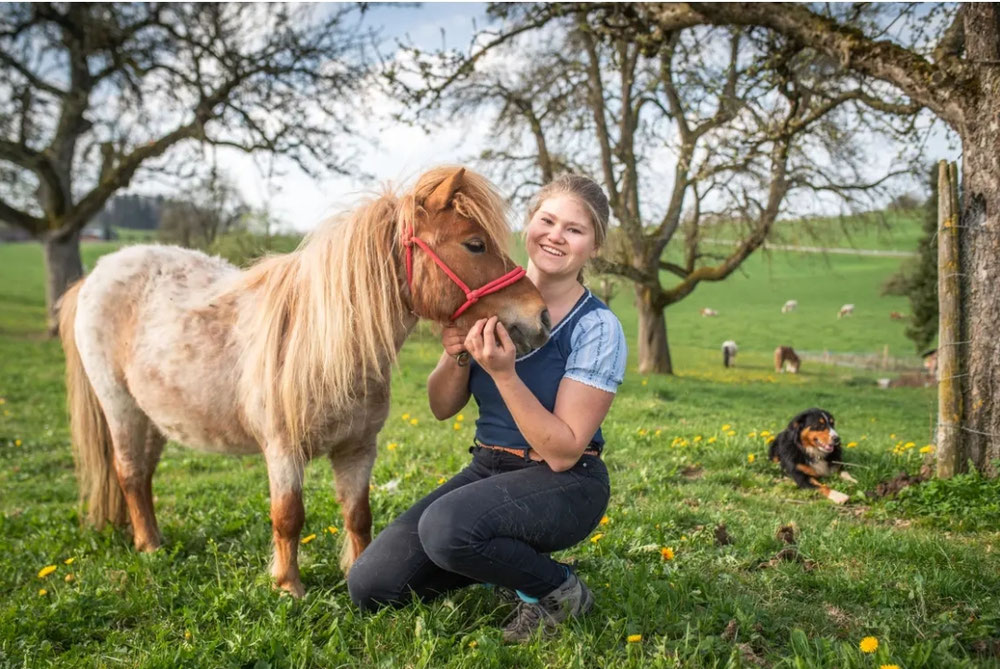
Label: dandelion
xmin=409 ymin=418 xmax=419 ymax=426
xmin=680 ymin=535 xmax=687 ymax=541
xmin=327 ymin=526 xmax=338 ymax=534
xmin=64 ymin=573 xmax=74 ymax=583
xmin=722 ymin=424 xmax=731 ymax=431
xmin=468 ymin=640 xmax=478 ymax=649
xmin=707 ymin=436 xmax=717 ymax=444
xmin=747 ymin=431 xmax=757 ymax=438
xmin=437 ymin=476 xmax=447 ymax=484
xmin=859 ymin=636 xmax=879 ymax=653
xmin=0 ymin=397 xmax=5 ymax=404
xmin=905 ymin=441 xmax=915 ymax=449
xmin=600 ymin=515 xmax=610 ymax=526
xmin=387 ymin=442 xmax=398 ymax=451
xmin=300 ymin=534 xmax=317 ymax=545
xmin=747 ymin=453 xmax=756 ymax=463
xmin=641 ymin=379 xmax=648 ymax=386
xmin=38 ymin=589 xmax=47 ymax=596
xmin=64 ymin=557 xmax=75 ymax=565
xmin=627 ymin=634 xmax=642 ymax=643
xmin=14 ymin=439 xmax=21 ymax=447
xmin=727 ymin=430 xmax=736 ymax=437
xmin=766 ymin=436 xmax=775 ymax=444
xmin=846 ymin=441 xmax=858 ymax=448
xmin=401 ymin=413 xmax=410 ymax=420
xmin=760 ymin=430 xmax=771 ymax=437
xmin=920 ymin=445 xmax=934 ymax=454
xmin=38 ymin=565 xmax=57 ymax=579
xmin=453 ymin=423 xmax=461 ymax=431
xmin=638 ymin=429 xmax=648 ymax=437
xmin=880 ymin=665 xmax=900 ymax=669
xmin=890 ymin=433 xmax=896 ymax=439
xmin=660 ymin=546 xmax=675 ymax=561
xmin=654 ymin=429 xmax=662 ymax=437
xmin=456 ymin=414 xmax=464 ymax=422
xmin=184 ymin=630 xmax=192 ymax=640
xmin=591 ymin=533 xmax=604 ymax=544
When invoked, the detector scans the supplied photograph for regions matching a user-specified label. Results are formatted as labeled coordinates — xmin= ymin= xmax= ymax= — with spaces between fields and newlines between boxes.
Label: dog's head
xmin=787 ymin=408 xmax=840 ymax=455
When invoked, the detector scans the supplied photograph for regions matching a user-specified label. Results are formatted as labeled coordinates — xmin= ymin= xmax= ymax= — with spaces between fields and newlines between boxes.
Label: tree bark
xmin=636 ymin=284 xmax=672 ymax=374
xmin=42 ymin=228 xmax=84 ymax=336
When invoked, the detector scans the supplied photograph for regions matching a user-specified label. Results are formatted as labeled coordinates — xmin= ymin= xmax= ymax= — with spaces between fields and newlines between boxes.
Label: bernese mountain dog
xmin=769 ymin=408 xmax=856 ymax=504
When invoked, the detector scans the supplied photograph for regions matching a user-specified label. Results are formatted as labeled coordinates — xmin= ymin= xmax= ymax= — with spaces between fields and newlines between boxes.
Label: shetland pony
xmin=59 ymin=167 xmax=549 ymax=597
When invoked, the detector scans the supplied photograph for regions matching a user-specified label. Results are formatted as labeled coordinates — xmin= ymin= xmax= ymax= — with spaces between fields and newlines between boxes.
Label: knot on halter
xmin=402 ymin=226 xmax=526 ymax=321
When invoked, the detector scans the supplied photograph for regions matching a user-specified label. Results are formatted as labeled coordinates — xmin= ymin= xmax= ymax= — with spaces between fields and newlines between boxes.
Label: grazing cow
xmin=701 ymin=307 xmax=719 ymax=317
xmin=837 ymin=304 xmax=855 ymax=319
xmin=722 ymin=340 xmax=737 ymax=368
xmin=889 ymin=311 xmax=905 ymax=320
xmin=781 ymin=300 xmax=798 ymax=313
xmin=774 ymin=346 xmax=801 ymax=373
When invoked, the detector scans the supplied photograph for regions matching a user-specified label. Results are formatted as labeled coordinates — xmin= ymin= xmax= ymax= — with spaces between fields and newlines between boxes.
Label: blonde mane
xmin=235 ymin=167 xmax=511 ymax=449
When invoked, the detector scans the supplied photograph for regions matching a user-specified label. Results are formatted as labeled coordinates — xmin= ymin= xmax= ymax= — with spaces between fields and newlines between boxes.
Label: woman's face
xmin=524 ymin=194 xmax=598 ymax=279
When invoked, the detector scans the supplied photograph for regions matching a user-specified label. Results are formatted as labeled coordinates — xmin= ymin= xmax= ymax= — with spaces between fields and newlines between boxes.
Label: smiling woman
xmin=348 ymin=174 xmax=627 ymax=643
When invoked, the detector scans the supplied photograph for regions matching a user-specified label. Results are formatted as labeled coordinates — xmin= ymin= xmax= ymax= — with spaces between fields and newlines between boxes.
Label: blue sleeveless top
xmin=468 ymin=290 xmax=627 ymax=452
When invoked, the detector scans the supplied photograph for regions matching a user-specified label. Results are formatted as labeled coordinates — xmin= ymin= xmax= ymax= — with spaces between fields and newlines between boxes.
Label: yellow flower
xmin=184 ymin=630 xmax=192 ymax=640
xmin=0 ymin=397 xmax=5 ymax=404
xmin=641 ymin=379 xmax=648 ymax=386
xmin=387 ymin=442 xmax=398 ymax=451
xmin=590 ymin=533 xmax=604 ymax=544
xmin=707 ymin=436 xmax=717 ymax=444
xmin=880 ymin=665 xmax=900 ymax=669
xmin=722 ymin=424 xmax=731 ymax=431
xmin=401 ymin=413 xmax=410 ymax=420
xmin=890 ymin=433 xmax=896 ymax=439
xmin=727 ymin=430 xmax=736 ymax=437
xmin=38 ymin=588 xmax=47 ymax=596
xmin=600 ymin=515 xmax=610 ymax=526
xmin=627 ymin=634 xmax=642 ymax=643
xmin=453 ymin=423 xmax=461 ymax=431
xmin=747 ymin=453 xmax=756 ymax=463
xmin=64 ymin=573 xmax=74 ymax=583
xmin=38 ymin=565 xmax=57 ymax=579
xmin=905 ymin=441 xmax=915 ymax=449
xmin=300 ymin=533 xmax=317 ymax=545
xmin=638 ymin=428 xmax=648 ymax=436
xmin=760 ymin=430 xmax=771 ymax=437
xmin=14 ymin=439 xmax=21 ymax=447
xmin=327 ymin=526 xmax=338 ymax=534
xmin=660 ymin=546 xmax=675 ymax=561
xmin=437 ymin=476 xmax=447 ymax=484
xmin=456 ymin=414 xmax=464 ymax=422
xmin=920 ymin=445 xmax=934 ymax=454
xmin=846 ymin=441 xmax=858 ymax=448
xmin=693 ymin=435 xmax=702 ymax=442
xmin=766 ymin=436 xmax=775 ymax=444
xmin=468 ymin=640 xmax=478 ymax=648
xmin=409 ymin=418 xmax=419 ymax=426
xmin=63 ymin=557 xmax=75 ymax=565
xmin=747 ymin=431 xmax=757 ymax=438
xmin=859 ymin=636 xmax=879 ymax=653
xmin=654 ymin=429 xmax=662 ymax=437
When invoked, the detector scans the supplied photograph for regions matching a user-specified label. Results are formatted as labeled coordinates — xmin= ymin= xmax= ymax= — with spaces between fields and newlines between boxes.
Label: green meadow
xmin=2 ymin=214 xmax=999 ymax=668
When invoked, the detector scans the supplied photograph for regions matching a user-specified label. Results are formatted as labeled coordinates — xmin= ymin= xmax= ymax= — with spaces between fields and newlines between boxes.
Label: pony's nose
xmin=540 ymin=309 xmax=551 ymax=333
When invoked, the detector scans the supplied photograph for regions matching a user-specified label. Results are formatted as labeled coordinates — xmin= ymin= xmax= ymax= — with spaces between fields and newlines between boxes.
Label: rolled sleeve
xmin=563 ymin=309 xmax=627 ymax=393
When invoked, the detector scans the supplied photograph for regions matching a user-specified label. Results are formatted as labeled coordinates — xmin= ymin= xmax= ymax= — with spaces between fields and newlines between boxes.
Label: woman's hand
xmin=441 ymin=323 xmax=469 ymax=357
xmin=464 ymin=316 xmax=516 ymax=381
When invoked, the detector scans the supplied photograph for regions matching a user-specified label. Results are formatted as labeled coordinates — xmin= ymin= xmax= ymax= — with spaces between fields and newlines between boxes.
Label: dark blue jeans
xmin=347 ymin=445 xmax=610 ymax=612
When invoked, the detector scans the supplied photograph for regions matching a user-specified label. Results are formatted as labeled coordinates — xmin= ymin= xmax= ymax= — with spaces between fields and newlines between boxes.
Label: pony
xmin=58 ymin=167 xmax=549 ymax=597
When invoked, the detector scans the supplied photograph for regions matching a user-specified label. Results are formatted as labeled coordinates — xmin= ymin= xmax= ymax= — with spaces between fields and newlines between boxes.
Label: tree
xmin=615 ymin=2 xmax=999 ymax=474
xmin=394 ymin=5 xmax=917 ymax=373
xmin=904 ymin=167 xmax=940 ymax=353
xmin=159 ymin=170 xmax=248 ymax=249
xmin=0 ymin=3 xmax=368 ymax=333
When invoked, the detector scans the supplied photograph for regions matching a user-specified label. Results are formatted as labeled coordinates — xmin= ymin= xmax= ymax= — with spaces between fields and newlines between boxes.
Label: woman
xmin=348 ymin=175 xmax=626 ymax=642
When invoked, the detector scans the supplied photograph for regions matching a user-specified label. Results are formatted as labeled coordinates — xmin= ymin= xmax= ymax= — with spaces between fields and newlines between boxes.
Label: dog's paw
xmin=827 ymin=489 xmax=850 ymax=505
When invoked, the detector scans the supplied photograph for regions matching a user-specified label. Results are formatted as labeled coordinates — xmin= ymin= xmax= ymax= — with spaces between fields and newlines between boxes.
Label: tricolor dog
xmin=769 ymin=408 xmax=856 ymax=504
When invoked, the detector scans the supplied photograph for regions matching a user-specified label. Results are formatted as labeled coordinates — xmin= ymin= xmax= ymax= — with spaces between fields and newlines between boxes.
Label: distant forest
xmin=93 ymin=194 xmax=166 ymax=232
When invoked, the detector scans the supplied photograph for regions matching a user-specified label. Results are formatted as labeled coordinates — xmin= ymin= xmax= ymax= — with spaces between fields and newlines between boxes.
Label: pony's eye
xmin=463 ymin=240 xmax=486 ymax=254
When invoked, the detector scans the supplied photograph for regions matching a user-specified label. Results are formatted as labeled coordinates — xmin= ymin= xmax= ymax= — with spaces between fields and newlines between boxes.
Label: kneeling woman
xmin=348 ymin=175 xmax=626 ymax=642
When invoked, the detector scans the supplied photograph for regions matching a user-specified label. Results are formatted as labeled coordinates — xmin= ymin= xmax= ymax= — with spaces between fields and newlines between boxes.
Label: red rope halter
xmin=402 ymin=226 xmax=527 ymax=321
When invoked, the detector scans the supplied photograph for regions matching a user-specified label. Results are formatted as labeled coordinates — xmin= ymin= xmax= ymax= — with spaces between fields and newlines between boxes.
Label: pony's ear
xmin=424 ymin=168 xmax=466 ymax=213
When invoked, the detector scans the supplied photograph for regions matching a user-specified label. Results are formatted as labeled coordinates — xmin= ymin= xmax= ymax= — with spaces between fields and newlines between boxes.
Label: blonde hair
xmin=525 ymin=174 xmax=610 ymax=280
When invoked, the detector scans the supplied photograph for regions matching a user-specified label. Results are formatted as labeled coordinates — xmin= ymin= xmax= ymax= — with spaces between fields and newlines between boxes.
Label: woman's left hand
xmin=464 ymin=316 xmax=516 ymax=381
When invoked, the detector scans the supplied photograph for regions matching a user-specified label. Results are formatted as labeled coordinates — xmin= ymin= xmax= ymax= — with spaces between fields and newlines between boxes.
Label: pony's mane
xmin=234 ymin=167 xmax=510 ymax=449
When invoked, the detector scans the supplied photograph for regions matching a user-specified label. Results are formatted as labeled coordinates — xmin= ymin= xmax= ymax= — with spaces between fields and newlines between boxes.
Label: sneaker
xmin=501 ymin=572 xmax=594 ymax=643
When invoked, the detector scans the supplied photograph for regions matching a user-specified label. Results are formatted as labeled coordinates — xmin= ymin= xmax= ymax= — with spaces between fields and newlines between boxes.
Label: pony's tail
xmin=58 ymin=281 xmax=127 ymax=529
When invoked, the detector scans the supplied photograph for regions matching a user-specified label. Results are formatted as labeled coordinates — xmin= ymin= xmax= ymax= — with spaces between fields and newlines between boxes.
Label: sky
xmin=131 ymin=2 xmax=961 ymax=234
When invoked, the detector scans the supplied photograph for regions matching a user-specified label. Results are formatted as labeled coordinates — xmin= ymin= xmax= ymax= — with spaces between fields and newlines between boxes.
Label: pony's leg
xmin=329 ymin=443 xmax=375 ymax=573
xmin=264 ymin=446 xmax=306 ymax=597
xmin=108 ymin=412 xmax=165 ymax=552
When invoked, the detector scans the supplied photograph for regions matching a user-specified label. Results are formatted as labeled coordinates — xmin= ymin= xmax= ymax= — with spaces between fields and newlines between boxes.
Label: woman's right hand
xmin=441 ymin=324 xmax=469 ymax=357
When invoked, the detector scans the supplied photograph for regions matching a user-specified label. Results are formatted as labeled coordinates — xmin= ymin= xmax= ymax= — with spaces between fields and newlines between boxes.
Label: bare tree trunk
xmin=959 ymin=4 xmax=1000 ymax=476
xmin=636 ymin=284 xmax=672 ymax=374
xmin=42 ymin=228 xmax=84 ymax=336
xmin=936 ymin=161 xmax=962 ymax=478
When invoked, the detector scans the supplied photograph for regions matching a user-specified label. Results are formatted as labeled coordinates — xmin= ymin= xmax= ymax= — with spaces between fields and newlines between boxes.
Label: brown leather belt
xmin=476 ymin=443 xmax=600 ymax=459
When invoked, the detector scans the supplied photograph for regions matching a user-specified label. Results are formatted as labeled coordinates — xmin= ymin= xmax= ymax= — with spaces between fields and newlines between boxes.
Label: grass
xmin=1 ymin=215 xmax=999 ymax=668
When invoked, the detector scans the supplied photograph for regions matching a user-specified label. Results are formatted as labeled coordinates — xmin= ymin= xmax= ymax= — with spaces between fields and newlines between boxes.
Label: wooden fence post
xmin=936 ymin=160 xmax=962 ymax=478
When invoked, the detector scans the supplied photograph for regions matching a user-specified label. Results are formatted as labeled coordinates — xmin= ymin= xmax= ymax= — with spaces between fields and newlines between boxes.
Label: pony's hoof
xmin=275 ymin=579 xmax=305 ymax=598
xmin=134 ymin=536 xmax=162 ymax=553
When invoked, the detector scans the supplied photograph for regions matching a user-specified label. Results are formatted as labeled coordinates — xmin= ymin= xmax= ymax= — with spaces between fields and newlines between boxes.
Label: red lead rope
xmin=403 ymin=227 xmax=527 ymax=321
